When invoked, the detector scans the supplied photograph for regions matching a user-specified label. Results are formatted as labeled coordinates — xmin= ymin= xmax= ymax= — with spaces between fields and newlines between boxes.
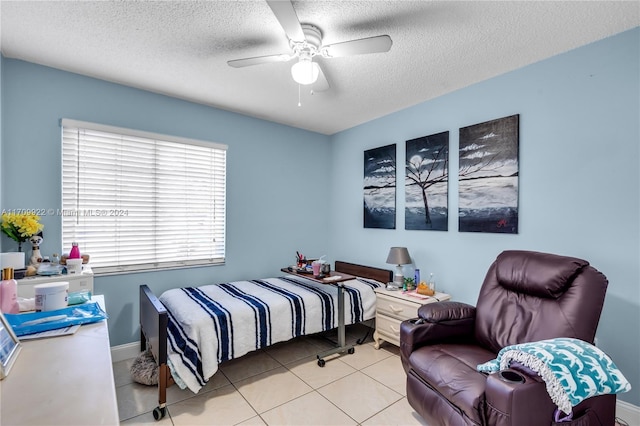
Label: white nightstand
xmin=373 ymin=288 xmax=451 ymax=349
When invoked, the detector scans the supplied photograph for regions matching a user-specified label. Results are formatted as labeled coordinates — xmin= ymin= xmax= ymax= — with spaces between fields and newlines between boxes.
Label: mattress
xmin=159 ymin=275 xmax=382 ymax=393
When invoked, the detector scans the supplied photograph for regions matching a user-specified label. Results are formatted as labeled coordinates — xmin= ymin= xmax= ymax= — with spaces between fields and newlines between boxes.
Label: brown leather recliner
xmin=400 ymin=250 xmax=616 ymax=426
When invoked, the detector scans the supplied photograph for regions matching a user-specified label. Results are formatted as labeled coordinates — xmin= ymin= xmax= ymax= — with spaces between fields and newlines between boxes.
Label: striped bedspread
xmin=159 ymin=275 xmax=382 ymax=393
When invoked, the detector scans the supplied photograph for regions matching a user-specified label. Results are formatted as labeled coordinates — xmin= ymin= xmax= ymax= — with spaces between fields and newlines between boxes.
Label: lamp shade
xmin=386 ymin=247 xmax=411 ymax=265
xmin=291 ymin=58 xmax=320 ymax=85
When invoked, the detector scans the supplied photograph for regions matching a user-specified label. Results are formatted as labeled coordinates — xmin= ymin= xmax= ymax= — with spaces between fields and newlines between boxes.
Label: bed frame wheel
xmin=153 ymin=406 xmax=166 ymax=421
xmin=317 ymin=358 xmax=326 ymax=367
xmin=348 ymin=347 xmax=355 ymax=354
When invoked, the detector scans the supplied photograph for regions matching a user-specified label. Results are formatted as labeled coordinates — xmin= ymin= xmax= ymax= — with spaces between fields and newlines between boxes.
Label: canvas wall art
xmin=364 ymin=144 xmax=396 ymax=229
xmin=405 ymin=131 xmax=449 ymax=231
xmin=458 ymin=114 xmax=519 ymax=234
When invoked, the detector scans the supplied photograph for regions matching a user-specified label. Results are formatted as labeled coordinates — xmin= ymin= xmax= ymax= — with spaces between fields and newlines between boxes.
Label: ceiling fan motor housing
xmin=290 ymin=24 xmax=323 ymax=58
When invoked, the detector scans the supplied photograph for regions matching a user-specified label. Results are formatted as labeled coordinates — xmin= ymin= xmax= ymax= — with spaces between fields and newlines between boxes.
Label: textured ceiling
xmin=1 ymin=1 xmax=638 ymax=135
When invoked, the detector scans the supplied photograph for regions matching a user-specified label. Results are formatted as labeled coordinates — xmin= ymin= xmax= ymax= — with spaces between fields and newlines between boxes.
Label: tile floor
xmin=113 ymin=324 xmax=429 ymax=425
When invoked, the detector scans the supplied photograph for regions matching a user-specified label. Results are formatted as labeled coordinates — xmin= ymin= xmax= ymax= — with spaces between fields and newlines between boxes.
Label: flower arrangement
xmin=1 ymin=212 xmax=44 ymax=251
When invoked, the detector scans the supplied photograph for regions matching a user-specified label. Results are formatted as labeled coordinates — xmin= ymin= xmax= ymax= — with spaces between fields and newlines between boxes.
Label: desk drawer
xmin=376 ymin=294 xmax=420 ymax=321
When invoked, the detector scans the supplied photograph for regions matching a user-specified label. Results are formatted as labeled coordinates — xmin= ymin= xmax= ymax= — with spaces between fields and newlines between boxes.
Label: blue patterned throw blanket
xmin=477 ymin=337 xmax=631 ymax=414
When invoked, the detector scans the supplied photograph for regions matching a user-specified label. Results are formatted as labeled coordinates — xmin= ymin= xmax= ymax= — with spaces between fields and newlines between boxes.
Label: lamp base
xmin=394 ymin=264 xmax=404 ymax=287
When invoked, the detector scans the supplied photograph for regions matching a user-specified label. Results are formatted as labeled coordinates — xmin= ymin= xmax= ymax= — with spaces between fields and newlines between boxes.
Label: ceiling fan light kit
xmin=291 ymin=56 xmax=320 ymax=85
xmin=228 ymin=0 xmax=393 ymax=93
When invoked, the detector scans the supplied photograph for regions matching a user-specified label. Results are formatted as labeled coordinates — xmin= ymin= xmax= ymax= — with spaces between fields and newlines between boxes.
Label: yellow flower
xmin=1 ymin=212 xmax=44 ymax=244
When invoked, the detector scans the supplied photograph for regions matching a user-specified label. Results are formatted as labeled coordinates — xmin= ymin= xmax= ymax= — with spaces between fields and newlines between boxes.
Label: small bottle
xmin=0 ymin=267 xmax=19 ymax=314
xmin=428 ymin=273 xmax=436 ymax=293
xmin=414 ymin=269 xmax=421 ymax=285
xmin=51 ymin=253 xmax=60 ymax=265
xmin=69 ymin=242 xmax=81 ymax=259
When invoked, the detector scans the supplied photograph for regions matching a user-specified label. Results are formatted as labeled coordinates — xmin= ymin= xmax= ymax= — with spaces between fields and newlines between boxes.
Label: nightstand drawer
xmin=376 ymin=314 xmax=403 ymax=344
xmin=376 ymin=293 xmax=421 ymax=321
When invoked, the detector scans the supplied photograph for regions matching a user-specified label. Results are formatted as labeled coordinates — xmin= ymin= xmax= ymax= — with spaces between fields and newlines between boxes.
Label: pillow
xmin=477 ymin=337 xmax=631 ymax=414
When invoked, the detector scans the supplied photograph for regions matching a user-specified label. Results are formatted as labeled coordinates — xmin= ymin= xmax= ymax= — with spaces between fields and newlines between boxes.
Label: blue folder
xmin=4 ymin=302 xmax=108 ymax=336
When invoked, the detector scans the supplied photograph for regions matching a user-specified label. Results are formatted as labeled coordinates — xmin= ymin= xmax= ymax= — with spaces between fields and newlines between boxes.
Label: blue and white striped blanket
xmin=159 ymin=275 xmax=382 ymax=393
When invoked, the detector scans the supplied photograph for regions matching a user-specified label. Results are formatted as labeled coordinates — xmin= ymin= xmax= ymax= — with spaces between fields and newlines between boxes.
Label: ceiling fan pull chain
xmin=298 ymin=84 xmax=302 ymax=107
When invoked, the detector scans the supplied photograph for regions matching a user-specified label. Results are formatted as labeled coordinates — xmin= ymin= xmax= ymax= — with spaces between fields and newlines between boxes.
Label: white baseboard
xmin=111 ymin=342 xmax=141 ymax=363
xmin=617 ymin=399 xmax=640 ymax=425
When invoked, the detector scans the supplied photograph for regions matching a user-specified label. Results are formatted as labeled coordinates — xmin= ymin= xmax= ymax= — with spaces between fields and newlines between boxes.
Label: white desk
xmin=0 ymin=296 xmax=119 ymax=425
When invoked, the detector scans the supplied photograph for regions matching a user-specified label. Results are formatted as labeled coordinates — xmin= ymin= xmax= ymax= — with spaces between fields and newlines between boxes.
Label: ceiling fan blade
xmin=266 ymin=0 xmax=305 ymax=42
xmin=227 ymin=53 xmax=292 ymax=68
xmin=322 ymin=35 xmax=392 ymax=58
xmin=311 ymin=63 xmax=330 ymax=92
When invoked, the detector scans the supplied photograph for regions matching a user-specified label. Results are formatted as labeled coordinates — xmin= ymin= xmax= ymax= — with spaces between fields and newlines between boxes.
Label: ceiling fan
xmin=227 ymin=0 xmax=393 ymax=92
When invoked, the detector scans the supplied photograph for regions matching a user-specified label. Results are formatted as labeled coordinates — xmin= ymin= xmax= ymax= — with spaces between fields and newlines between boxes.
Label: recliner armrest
xmin=485 ymin=368 xmax=617 ymax=425
xmin=417 ymin=300 xmax=476 ymax=323
xmin=399 ymin=301 xmax=476 ymax=366
xmin=484 ymin=369 xmax=556 ymax=426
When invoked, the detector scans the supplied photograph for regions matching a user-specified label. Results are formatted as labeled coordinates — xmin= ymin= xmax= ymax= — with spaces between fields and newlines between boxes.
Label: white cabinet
xmin=373 ymin=288 xmax=450 ymax=348
xmin=16 ymin=272 xmax=94 ymax=298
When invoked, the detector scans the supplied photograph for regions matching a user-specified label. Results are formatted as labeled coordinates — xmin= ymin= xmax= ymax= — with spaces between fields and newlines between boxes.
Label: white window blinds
xmin=61 ymin=119 xmax=227 ymax=274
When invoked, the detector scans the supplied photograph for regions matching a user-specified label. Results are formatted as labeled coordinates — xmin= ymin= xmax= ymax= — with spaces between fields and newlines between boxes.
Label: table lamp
xmin=386 ymin=247 xmax=411 ymax=287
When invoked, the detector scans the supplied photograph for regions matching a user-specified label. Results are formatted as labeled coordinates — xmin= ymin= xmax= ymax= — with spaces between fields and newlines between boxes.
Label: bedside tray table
xmin=281 ymin=267 xmax=356 ymax=367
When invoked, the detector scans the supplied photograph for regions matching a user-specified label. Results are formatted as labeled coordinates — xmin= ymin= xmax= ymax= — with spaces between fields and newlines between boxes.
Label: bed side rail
xmin=139 ymin=284 xmax=168 ymax=366
xmin=140 ymin=285 xmax=173 ymax=420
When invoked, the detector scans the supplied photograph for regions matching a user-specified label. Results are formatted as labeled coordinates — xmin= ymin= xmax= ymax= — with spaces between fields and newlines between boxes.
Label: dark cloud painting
xmin=364 ymin=144 xmax=396 ymax=229
xmin=458 ymin=115 xmax=519 ymax=233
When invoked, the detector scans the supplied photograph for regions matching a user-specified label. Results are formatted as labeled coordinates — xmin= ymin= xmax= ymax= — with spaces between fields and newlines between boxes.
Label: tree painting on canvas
xmin=364 ymin=144 xmax=396 ymax=229
xmin=405 ymin=131 xmax=449 ymax=231
xmin=458 ymin=114 xmax=519 ymax=234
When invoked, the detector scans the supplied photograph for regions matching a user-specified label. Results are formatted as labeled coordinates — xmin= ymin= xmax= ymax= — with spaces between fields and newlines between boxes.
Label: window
xmin=61 ymin=119 xmax=227 ymax=274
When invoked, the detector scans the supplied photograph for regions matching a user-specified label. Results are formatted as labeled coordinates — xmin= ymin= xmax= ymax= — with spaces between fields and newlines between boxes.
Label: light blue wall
xmin=0 ymin=59 xmax=331 ymax=346
xmin=328 ymin=28 xmax=640 ymax=405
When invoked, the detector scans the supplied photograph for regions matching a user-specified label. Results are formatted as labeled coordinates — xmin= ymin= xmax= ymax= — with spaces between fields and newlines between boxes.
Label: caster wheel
xmin=348 ymin=347 xmax=355 ymax=354
xmin=153 ymin=406 xmax=166 ymax=421
xmin=317 ymin=358 xmax=326 ymax=367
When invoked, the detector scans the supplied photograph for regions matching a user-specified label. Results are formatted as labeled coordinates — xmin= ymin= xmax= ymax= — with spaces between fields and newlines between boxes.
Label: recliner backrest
xmin=474 ymin=250 xmax=608 ymax=353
